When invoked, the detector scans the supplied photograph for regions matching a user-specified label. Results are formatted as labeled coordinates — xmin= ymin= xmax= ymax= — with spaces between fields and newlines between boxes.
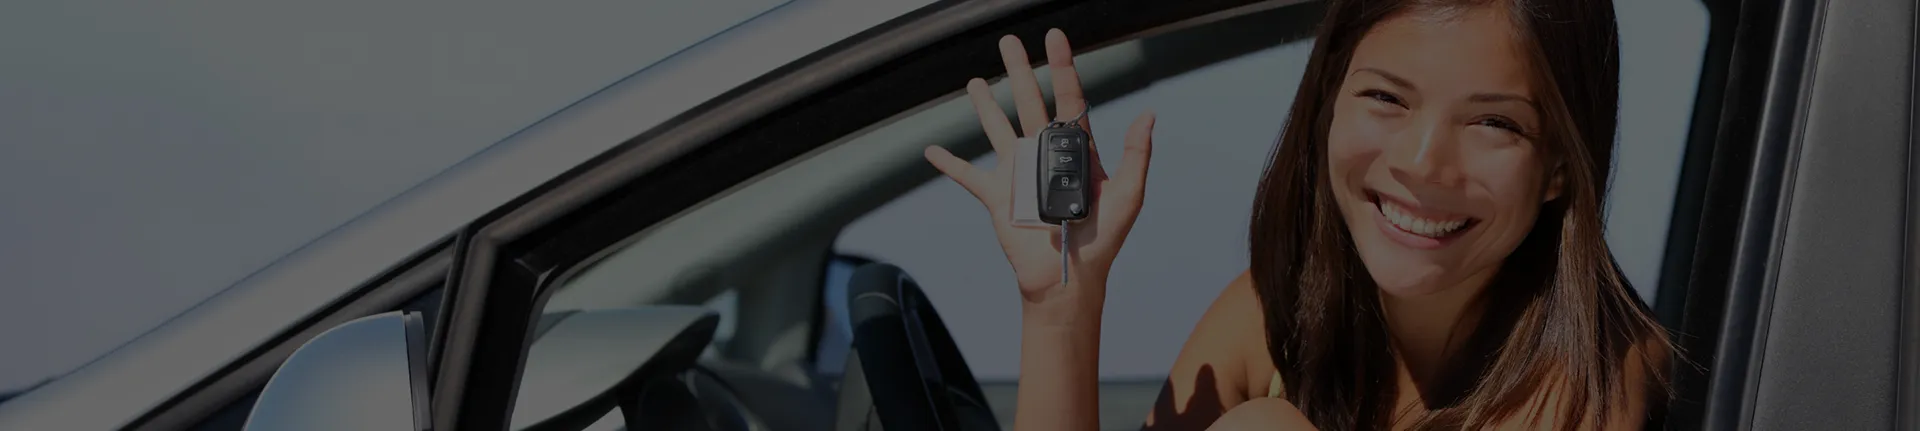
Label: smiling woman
xmin=1246 ymin=0 xmax=1670 ymax=428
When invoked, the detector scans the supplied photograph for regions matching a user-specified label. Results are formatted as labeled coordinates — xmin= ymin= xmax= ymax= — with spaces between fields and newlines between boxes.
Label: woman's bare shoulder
xmin=1189 ymin=271 xmax=1279 ymax=396
xmin=1209 ymin=270 xmax=1266 ymax=343
xmin=1144 ymin=270 xmax=1280 ymax=429
xmin=1217 ymin=271 xmax=1279 ymax=397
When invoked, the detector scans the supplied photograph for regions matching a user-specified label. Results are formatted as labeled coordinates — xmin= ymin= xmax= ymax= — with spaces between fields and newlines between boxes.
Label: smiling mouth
xmin=1368 ymin=192 xmax=1478 ymax=239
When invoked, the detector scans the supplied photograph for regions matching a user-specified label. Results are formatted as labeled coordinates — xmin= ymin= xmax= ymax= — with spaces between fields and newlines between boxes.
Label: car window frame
xmin=1651 ymin=0 xmax=1832 ymax=428
xmin=410 ymin=0 xmax=1853 ymax=430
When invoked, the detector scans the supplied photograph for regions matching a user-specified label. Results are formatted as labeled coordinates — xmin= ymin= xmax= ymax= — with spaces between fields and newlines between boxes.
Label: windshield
xmin=0 ymin=0 xmax=790 ymax=396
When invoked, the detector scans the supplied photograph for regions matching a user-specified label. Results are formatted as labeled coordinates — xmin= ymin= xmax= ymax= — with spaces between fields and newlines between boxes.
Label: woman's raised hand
xmin=923 ymin=28 xmax=1157 ymax=310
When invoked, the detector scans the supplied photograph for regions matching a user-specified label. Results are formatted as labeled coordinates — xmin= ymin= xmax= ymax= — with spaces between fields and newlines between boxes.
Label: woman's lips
xmin=1368 ymin=192 xmax=1476 ymax=250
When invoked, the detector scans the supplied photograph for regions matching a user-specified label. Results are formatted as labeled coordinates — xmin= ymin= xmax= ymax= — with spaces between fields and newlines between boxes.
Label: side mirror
xmin=244 ymin=307 xmax=718 ymax=431
xmin=244 ymin=311 xmax=429 ymax=431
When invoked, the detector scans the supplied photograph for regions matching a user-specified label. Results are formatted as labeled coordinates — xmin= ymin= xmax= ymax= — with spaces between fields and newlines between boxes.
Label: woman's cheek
xmin=1467 ymin=148 xmax=1549 ymax=232
xmin=1465 ymin=144 xmax=1542 ymax=197
xmin=1327 ymin=108 xmax=1389 ymax=166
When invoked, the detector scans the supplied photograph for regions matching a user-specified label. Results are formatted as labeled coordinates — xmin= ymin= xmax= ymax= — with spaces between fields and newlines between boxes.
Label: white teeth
xmin=1380 ymin=200 xmax=1468 ymax=238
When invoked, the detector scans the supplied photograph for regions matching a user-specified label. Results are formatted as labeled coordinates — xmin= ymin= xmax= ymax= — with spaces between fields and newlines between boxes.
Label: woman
xmin=922 ymin=0 xmax=1672 ymax=429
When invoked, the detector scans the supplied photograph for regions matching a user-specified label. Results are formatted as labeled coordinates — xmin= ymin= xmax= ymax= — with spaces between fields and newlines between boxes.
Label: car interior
xmin=505 ymin=0 xmax=1711 ymax=429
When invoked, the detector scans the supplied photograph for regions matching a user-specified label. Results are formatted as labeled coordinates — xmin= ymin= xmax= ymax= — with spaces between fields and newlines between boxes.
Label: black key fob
xmin=1036 ymin=121 xmax=1091 ymax=225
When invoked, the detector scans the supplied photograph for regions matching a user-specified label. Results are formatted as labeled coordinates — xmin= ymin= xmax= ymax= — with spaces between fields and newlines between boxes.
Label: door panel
xmin=1750 ymin=0 xmax=1915 ymax=428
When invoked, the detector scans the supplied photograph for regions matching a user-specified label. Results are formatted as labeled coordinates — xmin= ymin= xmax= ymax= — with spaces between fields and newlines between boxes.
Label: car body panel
xmin=0 ymin=0 xmax=786 ymax=395
xmin=0 ymin=0 xmax=933 ymax=429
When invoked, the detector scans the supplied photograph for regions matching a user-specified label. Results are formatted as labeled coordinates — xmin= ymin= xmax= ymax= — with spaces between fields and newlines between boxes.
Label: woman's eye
xmin=1473 ymin=117 xmax=1525 ymax=134
xmin=1355 ymin=89 xmax=1405 ymax=107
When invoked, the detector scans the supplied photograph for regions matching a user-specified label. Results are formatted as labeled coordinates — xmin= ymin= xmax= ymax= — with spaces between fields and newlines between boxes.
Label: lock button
xmin=1049 ymin=174 xmax=1081 ymax=190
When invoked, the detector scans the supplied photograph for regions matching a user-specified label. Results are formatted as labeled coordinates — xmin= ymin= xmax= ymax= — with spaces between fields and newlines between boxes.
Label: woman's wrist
xmin=1014 ymin=278 xmax=1105 ymax=431
xmin=1020 ymin=274 xmax=1108 ymax=329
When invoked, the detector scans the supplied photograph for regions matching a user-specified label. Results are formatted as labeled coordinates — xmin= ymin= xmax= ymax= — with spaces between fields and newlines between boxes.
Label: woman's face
xmin=1327 ymin=7 xmax=1562 ymax=298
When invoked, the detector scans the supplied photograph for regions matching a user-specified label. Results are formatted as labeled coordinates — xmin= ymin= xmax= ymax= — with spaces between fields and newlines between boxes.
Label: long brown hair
xmin=1247 ymin=0 xmax=1671 ymax=429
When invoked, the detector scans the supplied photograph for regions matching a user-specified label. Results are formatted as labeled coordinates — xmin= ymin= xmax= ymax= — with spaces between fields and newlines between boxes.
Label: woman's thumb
xmin=926 ymin=145 xmax=989 ymax=202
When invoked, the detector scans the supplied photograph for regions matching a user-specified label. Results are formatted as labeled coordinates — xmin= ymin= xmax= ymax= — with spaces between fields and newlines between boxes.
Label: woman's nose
xmin=1385 ymin=122 xmax=1461 ymax=186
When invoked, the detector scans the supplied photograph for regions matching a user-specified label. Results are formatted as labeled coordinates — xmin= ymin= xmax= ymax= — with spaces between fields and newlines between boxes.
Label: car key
xmin=1036 ymin=106 xmax=1092 ymax=283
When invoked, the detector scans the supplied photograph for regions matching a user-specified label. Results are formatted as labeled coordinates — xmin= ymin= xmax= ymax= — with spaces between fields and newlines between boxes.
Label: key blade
xmin=1060 ymin=222 xmax=1069 ymax=284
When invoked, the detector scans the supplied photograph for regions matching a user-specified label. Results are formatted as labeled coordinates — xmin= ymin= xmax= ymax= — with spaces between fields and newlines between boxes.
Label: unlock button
xmin=1050 ymin=151 xmax=1080 ymax=171
xmin=1049 ymin=174 xmax=1081 ymax=190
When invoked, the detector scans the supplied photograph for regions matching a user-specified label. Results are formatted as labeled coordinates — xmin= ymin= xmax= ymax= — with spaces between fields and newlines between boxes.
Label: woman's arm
xmin=1206 ymin=398 xmax=1318 ymax=431
xmin=923 ymin=28 xmax=1159 ymax=431
xmin=1143 ymin=271 xmax=1278 ymax=430
xmin=1008 ymin=264 xmax=1270 ymax=431
xmin=1012 ymin=276 xmax=1107 ymax=431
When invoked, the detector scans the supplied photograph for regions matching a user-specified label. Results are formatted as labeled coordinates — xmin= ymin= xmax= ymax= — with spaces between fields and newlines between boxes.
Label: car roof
xmin=0 ymin=0 xmax=934 ymax=428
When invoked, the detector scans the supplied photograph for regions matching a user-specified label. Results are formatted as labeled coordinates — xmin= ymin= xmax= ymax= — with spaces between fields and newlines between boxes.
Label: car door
xmin=1658 ymin=0 xmax=1920 ymax=428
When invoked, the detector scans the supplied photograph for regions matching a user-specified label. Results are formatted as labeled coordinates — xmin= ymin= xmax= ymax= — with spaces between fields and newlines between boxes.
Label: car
xmin=1 ymin=0 xmax=1913 ymax=429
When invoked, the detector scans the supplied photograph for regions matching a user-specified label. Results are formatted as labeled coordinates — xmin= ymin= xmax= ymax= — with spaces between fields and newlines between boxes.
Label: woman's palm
xmin=923 ymin=29 xmax=1157 ymax=299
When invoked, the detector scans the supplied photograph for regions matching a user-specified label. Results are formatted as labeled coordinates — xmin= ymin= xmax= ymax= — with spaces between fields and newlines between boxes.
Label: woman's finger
xmin=999 ymin=35 xmax=1050 ymax=136
xmin=1045 ymin=29 xmax=1089 ymax=130
xmin=967 ymin=78 xmax=1019 ymax=159
xmin=925 ymin=145 xmax=991 ymax=203
xmin=1115 ymin=110 xmax=1157 ymax=199
xmin=1042 ymin=29 xmax=1108 ymax=180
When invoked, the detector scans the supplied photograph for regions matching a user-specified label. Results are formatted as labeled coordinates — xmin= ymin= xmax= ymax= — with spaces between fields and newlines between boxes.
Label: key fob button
xmin=1050 ymin=137 xmax=1076 ymax=151
xmin=1049 ymin=174 xmax=1081 ymax=190
xmin=1050 ymin=151 xmax=1079 ymax=171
